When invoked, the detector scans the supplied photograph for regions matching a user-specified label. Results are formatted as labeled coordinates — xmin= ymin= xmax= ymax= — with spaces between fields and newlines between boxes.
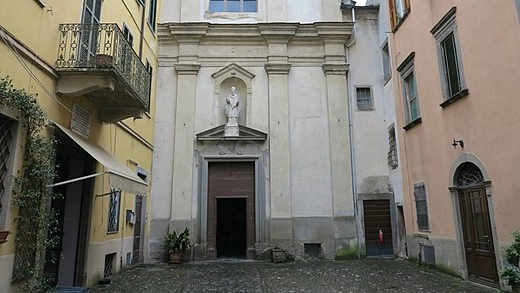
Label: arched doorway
xmin=455 ymin=162 xmax=498 ymax=285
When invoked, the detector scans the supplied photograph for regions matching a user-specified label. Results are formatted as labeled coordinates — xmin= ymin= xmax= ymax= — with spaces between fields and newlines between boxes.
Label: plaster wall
xmin=391 ymin=0 xmax=520 ymax=240
xmin=162 ymin=0 xmax=343 ymax=23
xmin=0 ymin=254 xmax=17 ymax=293
xmin=1 ymin=0 xmax=159 ymax=287
xmin=85 ymin=237 xmax=135 ymax=286
xmin=387 ymin=1 xmax=520 ymax=284
xmin=152 ymin=19 xmax=356 ymax=259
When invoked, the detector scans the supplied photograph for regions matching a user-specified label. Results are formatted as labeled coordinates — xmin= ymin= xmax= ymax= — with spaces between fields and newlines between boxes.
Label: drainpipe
xmin=344 ymin=2 xmax=360 ymax=259
xmin=138 ymin=3 xmax=145 ymax=58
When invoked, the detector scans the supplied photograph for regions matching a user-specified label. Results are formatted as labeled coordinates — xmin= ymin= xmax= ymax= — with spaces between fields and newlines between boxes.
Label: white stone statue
xmin=224 ymin=86 xmax=240 ymax=136
xmin=225 ymin=86 xmax=240 ymax=121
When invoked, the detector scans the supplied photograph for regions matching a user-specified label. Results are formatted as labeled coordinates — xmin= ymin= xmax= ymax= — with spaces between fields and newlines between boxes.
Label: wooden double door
xmin=207 ymin=162 xmax=255 ymax=259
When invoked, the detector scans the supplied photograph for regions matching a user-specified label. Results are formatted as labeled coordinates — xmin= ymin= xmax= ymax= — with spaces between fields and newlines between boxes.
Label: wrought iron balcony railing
xmin=56 ymin=23 xmax=150 ymax=111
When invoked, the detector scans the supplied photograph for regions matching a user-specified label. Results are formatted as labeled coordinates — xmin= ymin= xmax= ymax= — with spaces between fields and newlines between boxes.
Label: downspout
xmin=138 ymin=2 xmax=145 ymax=58
xmin=344 ymin=3 xmax=361 ymax=258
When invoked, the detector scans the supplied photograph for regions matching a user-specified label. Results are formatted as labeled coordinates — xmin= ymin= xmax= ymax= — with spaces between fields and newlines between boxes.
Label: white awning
xmin=52 ymin=122 xmax=148 ymax=194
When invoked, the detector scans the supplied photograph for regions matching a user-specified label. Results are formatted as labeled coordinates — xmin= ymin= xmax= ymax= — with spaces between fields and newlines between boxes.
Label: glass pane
xmin=93 ymin=0 xmax=101 ymax=20
xmin=243 ymin=0 xmax=257 ymax=12
xmin=410 ymin=99 xmax=419 ymax=120
xmin=442 ymin=33 xmax=461 ymax=96
xmin=228 ymin=0 xmax=240 ymax=12
xmin=209 ymin=0 xmax=224 ymax=12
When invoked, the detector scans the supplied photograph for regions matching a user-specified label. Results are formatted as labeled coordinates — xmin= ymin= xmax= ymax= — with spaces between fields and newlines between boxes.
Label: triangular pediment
xmin=212 ymin=63 xmax=255 ymax=81
xmin=196 ymin=124 xmax=267 ymax=141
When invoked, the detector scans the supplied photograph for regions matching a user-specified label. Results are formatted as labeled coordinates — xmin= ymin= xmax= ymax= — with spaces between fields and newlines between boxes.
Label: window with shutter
xmin=431 ymin=7 xmax=468 ymax=107
xmin=414 ymin=183 xmax=429 ymax=231
xmin=388 ymin=0 xmax=410 ymax=30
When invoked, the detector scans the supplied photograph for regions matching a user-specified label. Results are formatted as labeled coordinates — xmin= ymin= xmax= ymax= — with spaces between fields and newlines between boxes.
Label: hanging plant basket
xmin=0 ymin=230 xmax=10 ymax=244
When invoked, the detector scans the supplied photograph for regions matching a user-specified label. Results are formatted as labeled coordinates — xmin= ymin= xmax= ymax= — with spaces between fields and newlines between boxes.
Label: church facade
xmin=148 ymin=1 xmax=400 ymax=261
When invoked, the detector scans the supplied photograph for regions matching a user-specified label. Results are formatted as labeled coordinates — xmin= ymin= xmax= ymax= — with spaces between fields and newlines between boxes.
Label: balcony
xmin=55 ymin=23 xmax=151 ymax=123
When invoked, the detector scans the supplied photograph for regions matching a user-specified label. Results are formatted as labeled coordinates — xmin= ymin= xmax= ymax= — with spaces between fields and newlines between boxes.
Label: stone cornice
xmin=264 ymin=63 xmax=291 ymax=75
xmin=322 ymin=63 xmax=349 ymax=75
xmin=174 ymin=63 xmax=201 ymax=75
xmin=158 ymin=22 xmax=353 ymax=42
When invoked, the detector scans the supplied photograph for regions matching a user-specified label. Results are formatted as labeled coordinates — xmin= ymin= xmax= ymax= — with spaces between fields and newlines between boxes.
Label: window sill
xmin=439 ymin=88 xmax=469 ymax=108
xmin=414 ymin=232 xmax=431 ymax=239
xmin=383 ymin=75 xmax=392 ymax=86
xmin=403 ymin=117 xmax=422 ymax=131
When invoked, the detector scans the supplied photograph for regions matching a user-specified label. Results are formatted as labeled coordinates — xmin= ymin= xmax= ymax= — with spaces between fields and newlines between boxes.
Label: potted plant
xmin=501 ymin=230 xmax=520 ymax=292
xmin=163 ymin=227 xmax=191 ymax=264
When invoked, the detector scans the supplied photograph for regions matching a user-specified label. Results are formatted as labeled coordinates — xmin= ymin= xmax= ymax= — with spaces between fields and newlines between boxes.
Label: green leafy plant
xmin=163 ymin=227 xmax=192 ymax=253
xmin=501 ymin=230 xmax=520 ymax=286
xmin=0 ymin=76 xmax=59 ymax=292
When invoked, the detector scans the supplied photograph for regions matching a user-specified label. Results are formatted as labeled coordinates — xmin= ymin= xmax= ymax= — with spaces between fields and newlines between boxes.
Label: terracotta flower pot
xmin=169 ymin=251 xmax=183 ymax=264
xmin=0 ymin=231 xmax=10 ymax=244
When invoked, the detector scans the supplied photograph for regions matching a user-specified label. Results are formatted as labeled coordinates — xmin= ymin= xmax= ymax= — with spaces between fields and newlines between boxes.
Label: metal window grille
xmin=414 ymin=184 xmax=429 ymax=231
xmin=387 ymin=126 xmax=398 ymax=169
xmin=104 ymin=253 xmax=117 ymax=278
xmin=209 ymin=0 xmax=258 ymax=12
xmin=107 ymin=188 xmax=121 ymax=233
xmin=456 ymin=163 xmax=484 ymax=188
xmin=0 ymin=116 xmax=13 ymax=215
xmin=356 ymin=87 xmax=373 ymax=111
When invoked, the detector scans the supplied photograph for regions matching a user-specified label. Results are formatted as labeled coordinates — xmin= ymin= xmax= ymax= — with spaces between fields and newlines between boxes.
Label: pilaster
xmin=171 ymin=63 xmax=200 ymax=222
xmin=265 ymin=63 xmax=292 ymax=241
xmin=322 ymin=64 xmax=354 ymax=217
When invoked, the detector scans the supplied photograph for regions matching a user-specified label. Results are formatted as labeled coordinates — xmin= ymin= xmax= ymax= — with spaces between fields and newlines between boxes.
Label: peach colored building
xmin=386 ymin=0 xmax=520 ymax=289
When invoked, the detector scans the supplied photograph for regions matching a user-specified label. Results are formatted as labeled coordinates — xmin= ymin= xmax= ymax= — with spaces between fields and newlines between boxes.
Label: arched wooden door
xmin=456 ymin=163 xmax=498 ymax=284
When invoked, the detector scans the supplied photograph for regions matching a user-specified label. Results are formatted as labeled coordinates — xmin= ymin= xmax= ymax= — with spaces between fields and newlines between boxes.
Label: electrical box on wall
xmin=126 ymin=209 xmax=136 ymax=225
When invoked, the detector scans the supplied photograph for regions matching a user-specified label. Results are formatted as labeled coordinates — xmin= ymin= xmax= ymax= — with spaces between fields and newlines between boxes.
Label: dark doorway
xmin=207 ymin=162 xmax=255 ymax=260
xmin=217 ymin=198 xmax=247 ymax=258
xmin=45 ymin=130 xmax=94 ymax=287
xmin=132 ymin=194 xmax=143 ymax=265
xmin=363 ymin=199 xmax=394 ymax=257
xmin=456 ymin=163 xmax=498 ymax=285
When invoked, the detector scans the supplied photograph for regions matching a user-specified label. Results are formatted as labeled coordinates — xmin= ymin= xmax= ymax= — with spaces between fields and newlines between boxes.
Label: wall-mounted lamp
xmin=452 ymin=139 xmax=464 ymax=149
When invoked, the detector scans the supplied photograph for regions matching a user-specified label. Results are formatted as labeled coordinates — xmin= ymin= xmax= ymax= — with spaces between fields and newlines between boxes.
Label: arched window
xmin=456 ymin=162 xmax=484 ymax=188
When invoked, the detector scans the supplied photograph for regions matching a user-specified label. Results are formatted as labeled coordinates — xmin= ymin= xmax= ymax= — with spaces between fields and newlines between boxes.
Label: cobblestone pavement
xmin=91 ymin=259 xmax=500 ymax=293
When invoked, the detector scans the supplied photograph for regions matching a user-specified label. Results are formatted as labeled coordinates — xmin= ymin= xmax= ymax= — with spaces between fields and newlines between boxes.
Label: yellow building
xmin=0 ymin=0 xmax=159 ymax=291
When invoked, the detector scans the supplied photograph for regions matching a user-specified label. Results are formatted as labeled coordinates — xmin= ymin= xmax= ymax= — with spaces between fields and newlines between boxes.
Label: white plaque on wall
xmin=71 ymin=102 xmax=90 ymax=138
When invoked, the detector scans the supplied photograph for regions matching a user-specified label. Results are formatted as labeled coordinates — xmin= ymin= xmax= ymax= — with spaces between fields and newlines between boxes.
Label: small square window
xmin=356 ymin=87 xmax=373 ymax=111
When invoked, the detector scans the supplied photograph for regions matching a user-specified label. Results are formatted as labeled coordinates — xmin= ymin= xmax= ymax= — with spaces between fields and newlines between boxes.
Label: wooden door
xmin=132 ymin=194 xmax=143 ymax=265
xmin=207 ymin=162 xmax=255 ymax=259
xmin=363 ymin=199 xmax=394 ymax=257
xmin=459 ymin=187 xmax=498 ymax=284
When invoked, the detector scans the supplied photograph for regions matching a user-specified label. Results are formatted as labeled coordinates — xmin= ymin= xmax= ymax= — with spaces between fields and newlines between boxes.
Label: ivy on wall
xmin=0 ymin=76 xmax=59 ymax=292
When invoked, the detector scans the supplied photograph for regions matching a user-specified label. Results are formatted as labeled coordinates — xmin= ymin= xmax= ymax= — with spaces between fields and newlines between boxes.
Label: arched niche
xmin=212 ymin=63 xmax=255 ymax=126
